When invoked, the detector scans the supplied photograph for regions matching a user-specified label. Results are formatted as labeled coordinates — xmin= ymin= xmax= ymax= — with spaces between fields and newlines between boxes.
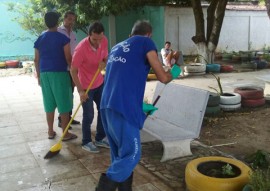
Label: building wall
xmin=0 ymin=0 xmax=35 ymax=60
xmin=164 ymin=6 xmax=270 ymax=54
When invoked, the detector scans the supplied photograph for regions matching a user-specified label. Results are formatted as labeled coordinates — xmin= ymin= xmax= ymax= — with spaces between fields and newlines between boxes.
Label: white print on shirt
xmin=108 ymin=41 xmax=130 ymax=64
xmin=132 ymin=138 xmax=139 ymax=161
xmin=108 ymin=55 xmax=126 ymax=63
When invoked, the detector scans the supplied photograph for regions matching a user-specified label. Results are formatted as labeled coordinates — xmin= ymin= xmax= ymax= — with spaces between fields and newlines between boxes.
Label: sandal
xmin=48 ymin=131 xmax=56 ymax=139
xmin=63 ymin=133 xmax=78 ymax=142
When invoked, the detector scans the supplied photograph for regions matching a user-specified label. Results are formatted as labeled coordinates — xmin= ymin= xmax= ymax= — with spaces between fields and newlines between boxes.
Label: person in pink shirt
xmin=70 ymin=21 xmax=109 ymax=153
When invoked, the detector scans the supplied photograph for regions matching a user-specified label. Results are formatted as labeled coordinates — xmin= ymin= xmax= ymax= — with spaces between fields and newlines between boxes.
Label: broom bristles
xmin=44 ymin=150 xmax=60 ymax=159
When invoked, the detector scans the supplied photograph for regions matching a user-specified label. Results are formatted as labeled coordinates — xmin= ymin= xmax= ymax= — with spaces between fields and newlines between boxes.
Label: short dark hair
xmin=44 ymin=11 xmax=60 ymax=28
xmin=64 ymin=11 xmax=76 ymax=19
xmin=165 ymin=41 xmax=171 ymax=45
xmin=88 ymin=21 xmax=105 ymax=35
xmin=130 ymin=20 xmax=152 ymax=36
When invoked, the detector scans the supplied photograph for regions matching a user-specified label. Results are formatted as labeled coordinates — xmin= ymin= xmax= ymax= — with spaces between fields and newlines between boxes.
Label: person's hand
xmin=79 ymin=90 xmax=88 ymax=102
xmin=143 ymin=102 xmax=158 ymax=115
xmin=98 ymin=61 xmax=106 ymax=71
xmin=170 ymin=64 xmax=181 ymax=79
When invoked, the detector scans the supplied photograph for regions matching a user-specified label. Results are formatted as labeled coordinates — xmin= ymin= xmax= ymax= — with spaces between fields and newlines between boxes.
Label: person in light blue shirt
xmin=96 ymin=20 xmax=180 ymax=191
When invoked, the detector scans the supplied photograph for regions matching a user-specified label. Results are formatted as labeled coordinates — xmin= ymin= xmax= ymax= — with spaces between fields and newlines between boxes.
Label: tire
xmin=220 ymin=65 xmax=234 ymax=72
xmin=184 ymin=63 xmax=206 ymax=73
xmin=183 ymin=72 xmax=206 ymax=76
xmin=220 ymin=93 xmax=241 ymax=105
xmin=220 ymin=103 xmax=241 ymax=111
xmin=206 ymin=64 xmax=220 ymax=73
xmin=205 ymin=105 xmax=221 ymax=116
xmin=0 ymin=62 xmax=6 ymax=69
xmin=5 ymin=60 xmax=19 ymax=68
xmin=207 ymin=92 xmax=220 ymax=107
xmin=185 ymin=156 xmax=251 ymax=191
xmin=241 ymin=98 xmax=266 ymax=107
xmin=147 ymin=73 xmax=157 ymax=80
xmin=234 ymin=86 xmax=264 ymax=100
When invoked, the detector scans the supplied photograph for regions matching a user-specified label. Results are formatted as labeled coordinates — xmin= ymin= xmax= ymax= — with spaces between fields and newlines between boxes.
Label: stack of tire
xmin=220 ymin=65 xmax=234 ymax=73
xmin=205 ymin=92 xmax=221 ymax=116
xmin=234 ymin=86 xmax=265 ymax=107
xmin=206 ymin=64 xmax=220 ymax=73
xmin=184 ymin=63 xmax=206 ymax=76
xmin=0 ymin=61 xmax=6 ymax=69
xmin=220 ymin=92 xmax=241 ymax=111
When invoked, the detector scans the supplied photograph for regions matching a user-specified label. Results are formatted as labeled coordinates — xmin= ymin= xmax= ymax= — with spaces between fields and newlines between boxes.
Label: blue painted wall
xmin=0 ymin=0 xmax=36 ymax=60
xmin=0 ymin=1 xmax=164 ymax=61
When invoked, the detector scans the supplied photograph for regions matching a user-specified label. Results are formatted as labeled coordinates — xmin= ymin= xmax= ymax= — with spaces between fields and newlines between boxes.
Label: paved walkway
xmin=0 ymin=68 xmax=269 ymax=191
xmin=0 ymin=74 xmax=173 ymax=191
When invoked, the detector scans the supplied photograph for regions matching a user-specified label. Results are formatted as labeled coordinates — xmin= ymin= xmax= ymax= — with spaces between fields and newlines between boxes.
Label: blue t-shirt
xmin=101 ymin=36 xmax=157 ymax=128
xmin=34 ymin=31 xmax=70 ymax=72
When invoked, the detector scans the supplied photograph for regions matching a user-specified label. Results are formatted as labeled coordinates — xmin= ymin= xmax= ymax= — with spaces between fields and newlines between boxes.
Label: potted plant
xmin=209 ymin=73 xmax=241 ymax=111
xmin=185 ymin=156 xmax=251 ymax=191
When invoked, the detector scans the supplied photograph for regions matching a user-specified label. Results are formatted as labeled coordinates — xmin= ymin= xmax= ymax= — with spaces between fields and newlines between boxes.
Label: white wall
xmin=164 ymin=7 xmax=270 ymax=54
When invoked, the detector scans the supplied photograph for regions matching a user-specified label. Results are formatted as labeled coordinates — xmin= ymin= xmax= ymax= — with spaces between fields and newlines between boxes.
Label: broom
xmin=44 ymin=69 xmax=101 ymax=159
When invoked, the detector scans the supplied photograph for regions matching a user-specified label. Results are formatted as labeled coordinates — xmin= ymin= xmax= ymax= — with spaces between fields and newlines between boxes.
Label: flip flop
xmin=63 ymin=133 xmax=78 ymax=142
xmin=48 ymin=131 xmax=56 ymax=139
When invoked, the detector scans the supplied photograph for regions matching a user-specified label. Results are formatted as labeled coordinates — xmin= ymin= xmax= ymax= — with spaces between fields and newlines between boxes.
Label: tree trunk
xmin=191 ymin=0 xmax=228 ymax=64
xmin=266 ymin=0 xmax=270 ymax=18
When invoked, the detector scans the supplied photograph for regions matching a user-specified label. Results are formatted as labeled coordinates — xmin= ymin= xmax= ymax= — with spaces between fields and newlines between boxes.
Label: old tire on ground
xmin=205 ymin=105 xmax=221 ymax=116
xmin=206 ymin=64 xmax=220 ymax=73
xmin=147 ymin=73 xmax=157 ymax=80
xmin=0 ymin=62 xmax=6 ymax=68
xmin=220 ymin=93 xmax=241 ymax=105
xmin=241 ymin=98 xmax=266 ymax=107
xmin=220 ymin=65 xmax=234 ymax=72
xmin=5 ymin=60 xmax=19 ymax=68
xmin=234 ymin=86 xmax=264 ymax=99
xmin=207 ymin=92 xmax=220 ymax=107
xmin=183 ymin=71 xmax=206 ymax=76
xmin=184 ymin=63 xmax=206 ymax=73
xmin=185 ymin=156 xmax=251 ymax=191
xmin=220 ymin=103 xmax=241 ymax=111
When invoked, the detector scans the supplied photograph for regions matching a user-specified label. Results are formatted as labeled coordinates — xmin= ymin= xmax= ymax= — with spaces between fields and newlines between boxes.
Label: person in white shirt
xmin=57 ymin=11 xmax=80 ymax=127
xmin=161 ymin=41 xmax=180 ymax=68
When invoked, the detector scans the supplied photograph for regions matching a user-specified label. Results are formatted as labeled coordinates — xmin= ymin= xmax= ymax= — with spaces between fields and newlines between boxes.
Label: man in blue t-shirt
xmin=96 ymin=20 xmax=180 ymax=191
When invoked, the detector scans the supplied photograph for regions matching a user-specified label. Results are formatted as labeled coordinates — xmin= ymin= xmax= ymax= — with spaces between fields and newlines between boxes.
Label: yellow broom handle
xmin=59 ymin=69 xmax=101 ymax=142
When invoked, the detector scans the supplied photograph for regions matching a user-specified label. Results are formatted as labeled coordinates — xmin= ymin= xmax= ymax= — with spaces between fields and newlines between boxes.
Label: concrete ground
xmin=0 ymin=68 xmax=269 ymax=191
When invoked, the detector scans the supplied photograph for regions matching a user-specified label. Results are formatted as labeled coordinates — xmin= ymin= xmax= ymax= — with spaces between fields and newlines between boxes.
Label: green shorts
xmin=40 ymin=72 xmax=73 ymax=113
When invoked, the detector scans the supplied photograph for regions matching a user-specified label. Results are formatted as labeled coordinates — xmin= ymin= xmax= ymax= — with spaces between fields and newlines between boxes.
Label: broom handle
xmin=59 ymin=69 xmax=101 ymax=142
xmin=146 ymin=83 xmax=166 ymax=117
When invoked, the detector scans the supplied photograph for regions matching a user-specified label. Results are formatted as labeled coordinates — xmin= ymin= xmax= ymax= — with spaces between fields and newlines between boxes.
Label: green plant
xmin=245 ymin=150 xmax=270 ymax=169
xmin=249 ymin=168 xmax=270 ymax=191
xmin=222 ymin=163 xmax=235 ymax=176
xmin=208 ymin=73 xmax=223 ymax=95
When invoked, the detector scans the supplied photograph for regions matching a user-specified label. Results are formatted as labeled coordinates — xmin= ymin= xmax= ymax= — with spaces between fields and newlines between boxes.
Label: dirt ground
xmin=200 ymin=104 xmax=270 ymax=160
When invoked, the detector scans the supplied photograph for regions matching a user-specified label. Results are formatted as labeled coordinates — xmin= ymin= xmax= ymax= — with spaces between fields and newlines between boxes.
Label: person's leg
xmin=166 ymin=51 xmax=173 ymax=67
xmin=69 ymin=72 xmax=81 ymax=125
xmin=172 ymin=51 xmax=180 ymax=64
xmin=93 ymin=84 xmax=107 ymax=142
xmin=53 ymin=72 xmax=76 ymax=140
xmin=40 ymin=72 xmax=57 ymax=138
xmin=81 ymin=97 xmax=94 ymax=144
xmin=46 ymin=111 xmax=55 ymax=137
xmin=58 ymin=73 xmax=80 ymax=126
xmin=103 ymin=109 xmax=140 ymax=183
